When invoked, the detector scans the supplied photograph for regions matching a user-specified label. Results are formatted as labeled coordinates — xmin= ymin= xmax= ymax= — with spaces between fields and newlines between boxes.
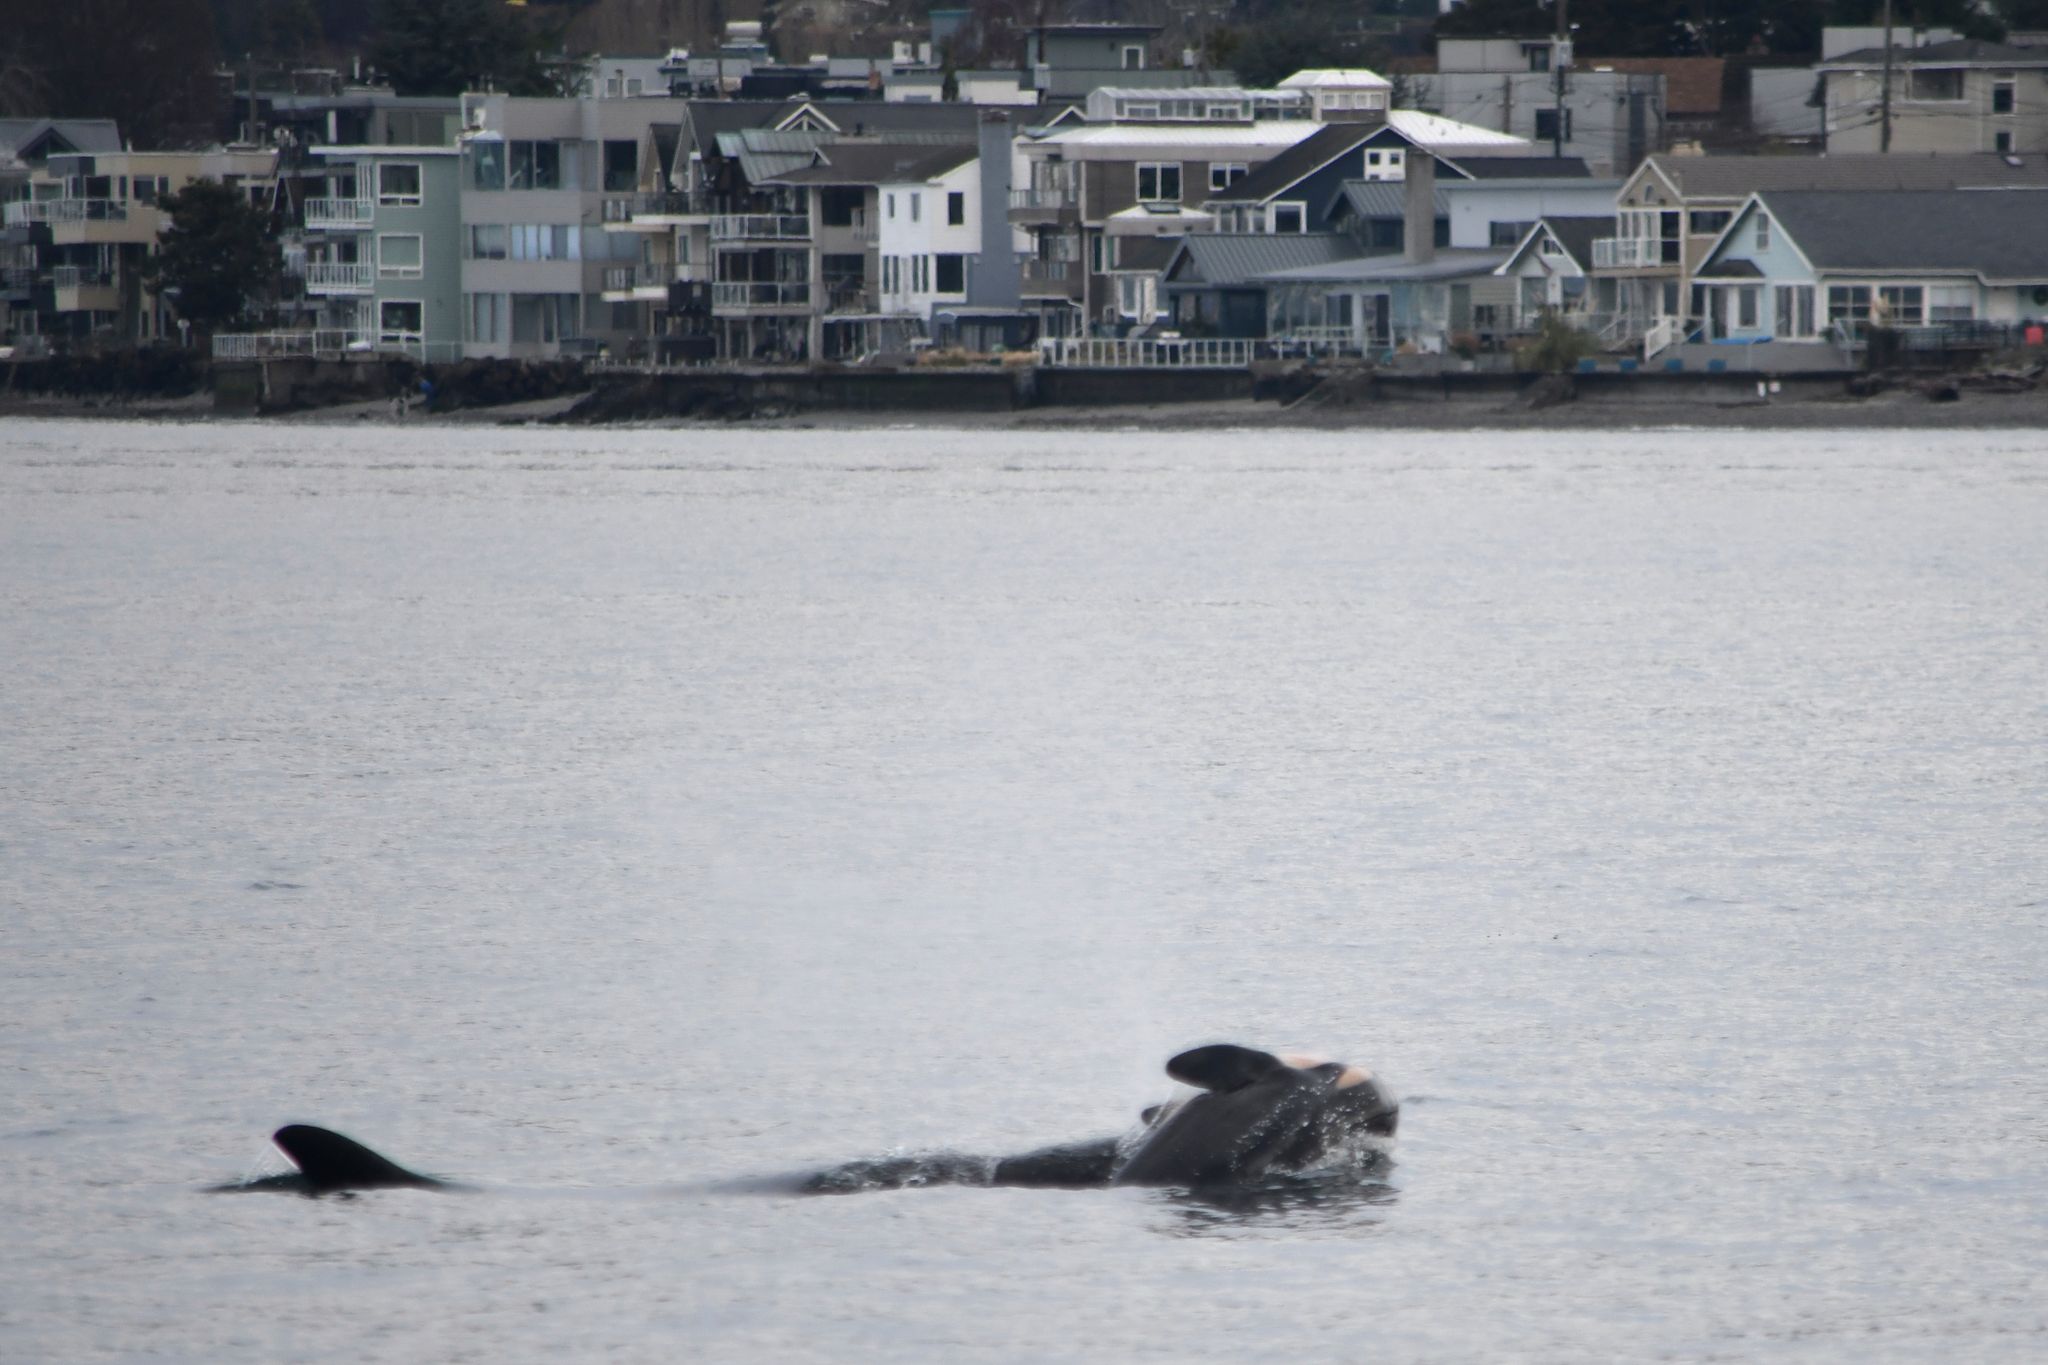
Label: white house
xmin=876 ymin=149 xmax=981 ymax=331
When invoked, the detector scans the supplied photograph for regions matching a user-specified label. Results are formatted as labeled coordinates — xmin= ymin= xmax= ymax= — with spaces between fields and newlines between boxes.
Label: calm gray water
xmin=3 ymin=417 xmax=2045 ymax=1361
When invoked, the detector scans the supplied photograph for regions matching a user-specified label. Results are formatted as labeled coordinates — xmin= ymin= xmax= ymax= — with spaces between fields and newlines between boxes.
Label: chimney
xmin=969 ymin=109 xmax=1019 ymax=308
xmin=1403 ymin=149 xmax=1435 ymax=266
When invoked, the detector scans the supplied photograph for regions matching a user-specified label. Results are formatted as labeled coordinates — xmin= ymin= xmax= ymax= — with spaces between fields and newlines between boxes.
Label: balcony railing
xmin=51 ymin=264 xmax=115 ymax=289
xmin=304 ymin=197 xmax=374 ymax=229
xmin=710 ymin=214 xmax=811 ymax=242
xmin=1591 ymin=237 xmax=1669 ymax=270
xmin=1023 ymin=260 xmax=1071 ymax=282
xmin=711 ymin=280 xmax=810 ymax=309
xmin=824 ymin=280 xmax=873 ymax=314
xmin=603 ymin=190 xmax=717 ymax=223
xmin=3 ymin=198 xmax=128 ymax=226
xmin=212 ymin=329 xmax=370 ymax=360
xmin=602 ymin=263 xmax=684 ymax=291
xmin=1010 ymin=184 xmax=1079 ymax=211
xmin=304 ymin=261 xmax=373 ymax=294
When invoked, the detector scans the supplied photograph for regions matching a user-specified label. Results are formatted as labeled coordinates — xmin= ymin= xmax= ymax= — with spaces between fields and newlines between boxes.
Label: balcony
xmin=710 ymin=214 xmax=811 ymax=242
xmin=4 ymin=198 xmax=128 ymax=227
xmin=823 ymin=280 xmax=875 ymax=314
xmin=711 ymin=280 xmax=811 ymax=311
xmin=1009 ymin=183 xmax=1080 ymax=225
xmin=1592 ymin=236 xmax=1672 ymax=270
xmin=602 ymin=190 xmax=717 ymax=227
xmin=304 ymin=197 xmax=374 ymax=230
xmin=50 ymin=264 xmax=113 ymax=289
xmin=601 ymin=262 xmax=687 ymax=299
xmin=1021 ymin=259 xmax=1082 ymax=300
xmin=304 ymin=261 xmax=373 ymax=294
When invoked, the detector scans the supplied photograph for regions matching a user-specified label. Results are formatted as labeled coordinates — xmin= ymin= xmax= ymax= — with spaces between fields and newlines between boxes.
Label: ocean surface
xmin=3 ymin=417 xmax=2044 ymax=1362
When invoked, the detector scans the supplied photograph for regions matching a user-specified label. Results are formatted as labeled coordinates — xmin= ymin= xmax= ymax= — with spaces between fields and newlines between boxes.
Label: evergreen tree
xmin=369 ymin=0 xmax=557 ymax=96
xmin=144 ymin=179 xmax=281 ymax=338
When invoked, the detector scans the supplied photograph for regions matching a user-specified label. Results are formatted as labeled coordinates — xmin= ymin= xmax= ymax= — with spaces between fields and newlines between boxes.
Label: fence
xmin=1037 ymin=337 xmax=1255 ymax=368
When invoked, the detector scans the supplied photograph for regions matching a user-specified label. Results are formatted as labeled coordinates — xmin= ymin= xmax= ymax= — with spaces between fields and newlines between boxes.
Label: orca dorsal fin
xmin=273 ymin=1124 xmax=439 ymax=1192
xmin=1165 ymin=1045 xmax=1289 ymax=1092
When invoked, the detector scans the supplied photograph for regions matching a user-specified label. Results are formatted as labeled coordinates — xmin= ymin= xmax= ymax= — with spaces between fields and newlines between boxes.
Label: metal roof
xmin=1258 ymin=247 xmax=1511 ymax=284
xmin=1163 ymin=233 xmax=1359 ymax=287
xmin=1335 ymin=181 xmax=1448 ymax=220
xmin=1030 ymin=121 xmax=1321 ymax=151
xmin=766 ymin=142 xmax=975 ymax=185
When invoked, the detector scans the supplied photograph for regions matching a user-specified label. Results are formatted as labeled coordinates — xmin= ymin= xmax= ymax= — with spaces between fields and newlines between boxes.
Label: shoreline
xmin=5 ymin=386 xmax=2048 ymax=433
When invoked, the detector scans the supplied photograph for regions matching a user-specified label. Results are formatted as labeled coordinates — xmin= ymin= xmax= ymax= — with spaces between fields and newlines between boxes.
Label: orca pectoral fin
xmin=1166 ymin=1044 xmax=1289 ymax=1093
xmin=272 ymin=1124 xmax=444 ymax=1193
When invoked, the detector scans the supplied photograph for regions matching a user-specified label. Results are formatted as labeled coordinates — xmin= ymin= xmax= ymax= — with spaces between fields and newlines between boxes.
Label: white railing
xmin=1037 ymin=337 xmax=1254 ymax=368
xmin=304 ymin=262 xmax=373 ymax=293
xmin=50 ymin=265 xmax=114 ymax=290
xmin=1643 ymin=316 xmax=1679 ymax=359
xmin=211 ymin=329 xmax=371 ymax=360
xmin=304 ymin=197 xmax=374 ymax=229
xmin=710 ymin=214 xmax=810 ymax=241
xmin=1592 ymin=237 xmax=1665 ymax=270
xmin=712 ymin=280 xmax=810 ymax=308
xmin=1009 ymin=184 xmax=1078 ymax=211
xmin=4 ymin=198 xmax=128 ymax=226
xmin=602 ymin=263 xmax=682 ymax=291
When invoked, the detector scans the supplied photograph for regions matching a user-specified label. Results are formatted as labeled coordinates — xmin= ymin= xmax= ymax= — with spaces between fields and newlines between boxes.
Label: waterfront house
xmin=1494 ymin=215 xmax=1614 ymax=329
xmin=1158 ymin=233 xmax=1360 ymax=337
xmin=1589 ymin=151 xmax=2048 ymax=349
xmin=1689 ymin=188 xmax=2048 ymax=353
xmin=2 ymin=144 xmax=277 ymax=348
xmin=1 ymin=118 xmax=122 ymax=346
xmin=300 ymin=142 xmax=463 ymax=360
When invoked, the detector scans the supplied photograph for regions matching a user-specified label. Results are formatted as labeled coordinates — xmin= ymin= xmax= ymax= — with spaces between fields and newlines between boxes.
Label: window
xmin=1369 ymin=218 xmax=1403 ymax=251
xmin=1994 ymin=78 xmax=2016 ymax=114
xmin=1523 ymin=43 xmax=1551 ymax=73
xmin=1910 ymin=69 xmax=1964 ymax=101
xmin=1122 ymin=44 xmax=1144 ymax=71
xmin=468 ymin=291 xmax=505 ymax=343
xmin=1272 ymin=202 xmax=1305 ymax=233
xmin=914 ymin=255 xmax=929 ymax=292
xmin=1490 ymin=220 xmax=1534 ymax=248
xmin=910 ymin=192 xmax=920 ymax=223
xmin=1755 ymin=215 xmax=1771 ymax=250
xmin=1534 ymin=108 xmax=1572 ymax=143
xmin=947 ymin=191 xmax=964 ymax=226
xmin=467 ymin=225 xmax=506 ymax=259
xmin=1136 ymin=162 xmax=1181 ymax=203
xmin=1363 ymin=147 xmax=1403 ymax=182
xmin=1928 ymin=284 xmax=1974 ymax=322
xmin=377 ymin=163 xmax=421 ymax=206
xmin=882 ymin=256 xmax=896 ymax=293
xmin=510 ymin=293 xmax=577 ymax=344
xmin=1539 ymin=236 xmax=1564 ymax=257
xmin=886 ymin=192 xmax=896 ymax=219
xmin=1774 ymin=284 xmax=1816 ymax=337
xmin=1996 ymin=130 xmax=2014 ymax=153
xmin=1827 ymin=284 xmax=1871 ymax=334
xmin=1689 ymin=210 xmax=1731 ymax=236
xmin=508 ymin=224 xmax=580 ymax=260
xmin=379 ymin=299 xmax=423 ymax=342
xmin=935 ymin=253 xmax=964 ymax=293
xmin=469 ymin=141 xmax=505 ymax=191
xmin=1877 ymin=284 xmax=1924 ymax=326
xmin=1736 ymin=286 xmax=1759 ymax=329
xmin=603 ymin=140 xmax=638 ymax=193
xmin=1210 ymin=163 xmax=1247 ymax=192
xmin=377 ymin=233 xmax=423 ymax=278
xmin=508 ymin=140 xmax=567 ymax=190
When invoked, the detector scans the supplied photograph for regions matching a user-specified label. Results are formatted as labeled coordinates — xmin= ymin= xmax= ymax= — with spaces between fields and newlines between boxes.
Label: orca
xmin=212 ymin=1124 xmax=453 ymax=1196
xmin=806 ymin=1044 xmax=1398 ymax=1193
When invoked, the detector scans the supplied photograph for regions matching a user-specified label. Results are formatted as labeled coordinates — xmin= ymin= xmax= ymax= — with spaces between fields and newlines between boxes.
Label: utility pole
xmin=1880 ymin=0 xmax=1894 ymax=152
xmin=1552 ymin=0 xmax=1569 ymax=159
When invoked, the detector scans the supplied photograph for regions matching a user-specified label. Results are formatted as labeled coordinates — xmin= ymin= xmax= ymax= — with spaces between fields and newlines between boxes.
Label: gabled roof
xmin=1278 ymin=69 xmax=1392 ymax=91
xmin=1162 ymin=233 xmax=1358 ymax=287
xmin=1744 ymin=188 xmax=2048 ymax=279
xmin=1497 ymin=215 xmax=1614 ymax=274
xmin=1818 ymin=39 xmax=2048 ymax=70
xmin=1205 ymin=123 xmax=1377 ymax=205
xmin=649 ymin=123 xmax=680 ymax=189
xmin=772 ymin=100 xmax=980 ymax=135
xmin=0 ymin=118 xmax=123 ymax=164
xmin=1637 ymin=151 xmax=2048 ymax=201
